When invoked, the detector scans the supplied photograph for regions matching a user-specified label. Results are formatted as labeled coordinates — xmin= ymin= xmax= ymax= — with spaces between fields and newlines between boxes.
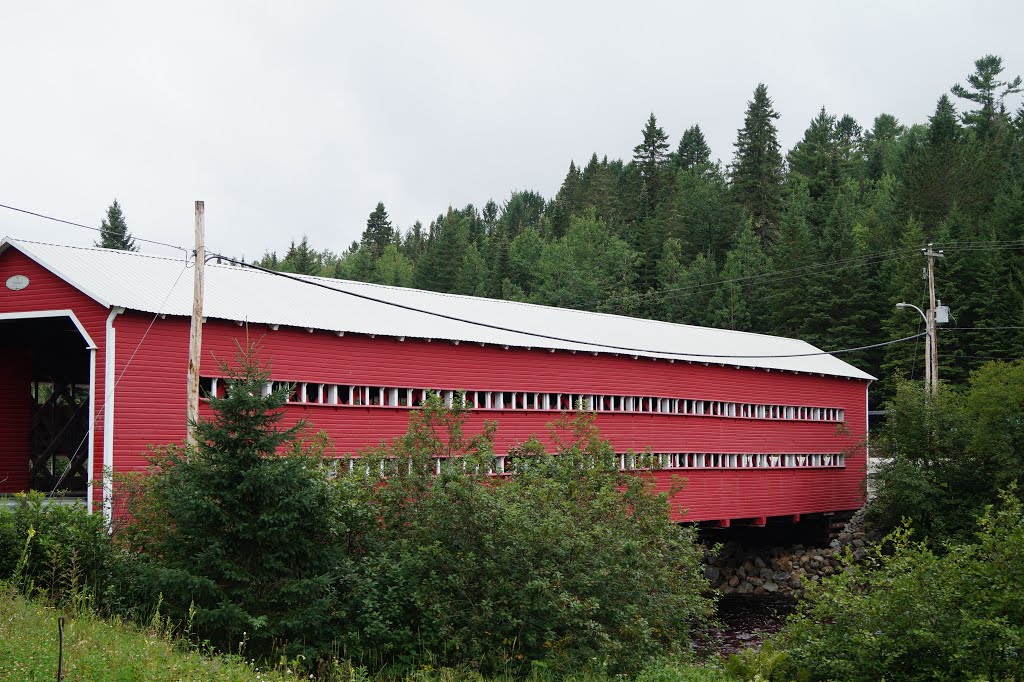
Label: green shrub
xmin=869 ymin=360 xmax=1024 ymax=543
xmin=0 ymin=492 xmax=112 ymax=601
xmin=336 ymin=397 xmax=714 ymax=677
xmin=773 ymin=488 xmax=1024 ymax=681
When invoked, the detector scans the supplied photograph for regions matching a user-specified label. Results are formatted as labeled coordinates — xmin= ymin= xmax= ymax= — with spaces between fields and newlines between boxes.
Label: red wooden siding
xmin=0 ymin=349 xmax=31 ymax=493
xmin=111 ymin=318 xmax=868 ymax=523
xmin=0 ymin=249 xmax=110 ymax=507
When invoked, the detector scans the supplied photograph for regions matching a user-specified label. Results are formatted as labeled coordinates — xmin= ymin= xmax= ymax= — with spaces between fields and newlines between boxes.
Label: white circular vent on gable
xmin=5 ymin=275 xmax=29 ymax=291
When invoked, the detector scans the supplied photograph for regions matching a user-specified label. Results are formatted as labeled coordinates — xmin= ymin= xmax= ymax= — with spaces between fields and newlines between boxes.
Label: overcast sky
xmin=2 ymin=1 xmax=1023 ymax=260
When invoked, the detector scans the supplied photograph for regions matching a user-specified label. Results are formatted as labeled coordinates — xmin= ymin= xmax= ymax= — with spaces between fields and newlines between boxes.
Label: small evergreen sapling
xmin=132 ymin=343 xmax=341 ymax=659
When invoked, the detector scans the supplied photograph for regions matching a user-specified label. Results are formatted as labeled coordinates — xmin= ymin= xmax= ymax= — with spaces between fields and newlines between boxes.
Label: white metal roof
xmin=1 ymin=238 xmax=874 ymax=380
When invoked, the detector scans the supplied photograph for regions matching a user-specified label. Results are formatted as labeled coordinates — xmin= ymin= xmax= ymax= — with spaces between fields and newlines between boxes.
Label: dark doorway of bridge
xmin=0 ymin=316 xmax=90 ymax=498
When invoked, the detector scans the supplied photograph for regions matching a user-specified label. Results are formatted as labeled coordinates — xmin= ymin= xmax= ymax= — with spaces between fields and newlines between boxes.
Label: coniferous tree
xmin=633 ymin=113 xmax=671 ymax=211
xmin=455 ymin=243 xmax=488 ymax=296
xmin=710 ymin=221 xmax=772 ymax=332
xmin=731 ymin=83 xmax=784 ymax=241
xmin=788 ymin=108 xmax=843 ymax=225
xmin=768 ymin=177 xmax=815 ymax=338
xmin=673 ymin=125 xmax=712 ymax=171
xmin=951 ymin=54 xmax=1023 ymax=140
xmin=656 ymin=242 xmax=718 ymax=327
xmin=669 ymin=164 xmax=742 ymax=265
xmin=928 ymin=94 xmax=961 ymax=146
xmin=137 ymin=344 xmax=341 ymax=658
xmin=361 ymin=202 xmax=395 ymax=258
xmin=550 ymin=161 xmax=583 ymax=238
xmin=281 ymin=236 xmax=321 ymax=275
xmin=95 ymin=199 xmax=137 ymax=251
xmin=863 ymin=114 xmax=906 ymax=181
xmin=878 ymin=218 xmax=929 ymax=400
xmin=800 ymin=182 xmax=874 ymax=367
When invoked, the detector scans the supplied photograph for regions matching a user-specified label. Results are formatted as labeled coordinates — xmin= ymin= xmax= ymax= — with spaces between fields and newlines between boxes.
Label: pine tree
xmin=362 ymin=202 xmax=395 ymax=258
xmin=951 ymin=54 xmax=1023 ymax=140
xmin=632 ymin=113 xmax=671 ymax=210
xmin=731 ymin=83 xmax=784 ymax=241
xmin=95 ymin=199 xmax=137 ymax=251
xmin=673 ymin=125 xmax=712 ymax=171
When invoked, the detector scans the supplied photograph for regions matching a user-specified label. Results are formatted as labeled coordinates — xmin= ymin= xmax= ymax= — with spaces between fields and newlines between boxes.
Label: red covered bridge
xmin=0 ymin=238 xmax=872 ymax=525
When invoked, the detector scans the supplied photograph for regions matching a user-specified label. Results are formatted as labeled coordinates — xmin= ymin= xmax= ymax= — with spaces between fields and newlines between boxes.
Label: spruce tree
xmin=281 ymin=236 xmax=321 ymax=275
xmin=361 ymin=202 xmax=395 ymax=258
xmin=787 ymin=108 xmax=842 ymax=224
xmin=138 ymin=344 xmax=341 ymax=658
xmin=550 ymin=161 xmax=583 ymax=238
xmin=632 ymin=113 xmax=671 ymax=210
xmin=928 ymin=95 xmax=961 ymax=146
xmin=95 ymin=199 xmax=138 ymax=251
xmin=731 ymin=83 xmax=784 ymax=241
xmin=673 ymin=125 xmax=712 ymax=171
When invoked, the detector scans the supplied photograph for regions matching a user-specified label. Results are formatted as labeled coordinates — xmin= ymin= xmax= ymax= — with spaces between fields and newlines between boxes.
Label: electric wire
xmin=208 ymin=252 xmax=925 ymax=361
xmin=0 ymin=202 xmax=188 ymax=252
xmin=576 ymin=248 xmax=917 ymax=309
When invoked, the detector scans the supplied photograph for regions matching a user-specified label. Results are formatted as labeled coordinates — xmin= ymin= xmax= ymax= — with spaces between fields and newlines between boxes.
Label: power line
xmin=209 ymin=252 xmax=924 ymax=361
xmin=578 ymin=248 xmax=916 ymax=309
xmin=0 ymin=202 xmax=188 ymax=253
xmin=944 ymin=325 xmax=1024 ymax=331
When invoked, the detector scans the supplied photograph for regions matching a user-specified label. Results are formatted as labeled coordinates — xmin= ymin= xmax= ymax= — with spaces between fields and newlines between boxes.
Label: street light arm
xmin=895 ymin=302 xmax=927 ymax=325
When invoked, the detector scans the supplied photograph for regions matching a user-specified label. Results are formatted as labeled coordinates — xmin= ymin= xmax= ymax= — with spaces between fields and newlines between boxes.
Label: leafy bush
xmin=116 ymin=343 xmax=348 ymax=661
xmin=336 ymin=397 xmax=714 ymax=676
xmin=773 ymin=488 xmax=1024 ymax=681
xmin=0 ymin=492 xmax=112 ymax=601
xmin=868 ymin=360 xmax=1024 ymax=542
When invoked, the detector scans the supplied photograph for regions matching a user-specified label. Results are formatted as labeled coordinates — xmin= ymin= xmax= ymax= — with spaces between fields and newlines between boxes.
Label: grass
xmin=0 ymin=587 xmax=296 ymax=682
xmin=0 ymin=586 xmax=737 ymax=682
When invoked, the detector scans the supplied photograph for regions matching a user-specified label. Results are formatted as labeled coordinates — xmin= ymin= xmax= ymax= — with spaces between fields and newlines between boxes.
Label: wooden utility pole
xmin=923 ymin=242 xmax=943 ymax=393
xmin=186 ymin=201 xmax=205 ymax=446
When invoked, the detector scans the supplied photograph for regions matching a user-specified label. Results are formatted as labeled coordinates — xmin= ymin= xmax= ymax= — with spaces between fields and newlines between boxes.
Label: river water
xmin=703 ymin=595 xmax=795 ymax=656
